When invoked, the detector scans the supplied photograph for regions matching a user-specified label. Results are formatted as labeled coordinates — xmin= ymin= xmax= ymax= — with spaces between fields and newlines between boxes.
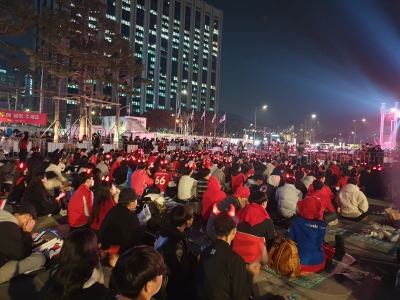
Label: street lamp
xmin=254 ymin=105 xmax=267 ymax=140
xmin=174 ymin=90 xmax=187 ymax=135
xmin=353 ymin=118 xmax=366 ymax=148
xmin=333 ymin=137 xmax=336 ymax=145
xmin=304 ymin=114 xmax=316 ymax=144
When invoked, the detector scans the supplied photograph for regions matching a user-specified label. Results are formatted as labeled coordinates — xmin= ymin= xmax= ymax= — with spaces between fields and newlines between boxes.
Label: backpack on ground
xmin=267 ymin=237 xmax=301 ymax=278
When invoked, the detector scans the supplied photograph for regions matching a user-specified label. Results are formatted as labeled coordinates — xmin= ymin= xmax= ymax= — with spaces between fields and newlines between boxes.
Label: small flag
xmin=201 ymin=111 xmax=205 ymax=120
xmin=219 ymin=113 xmax=226 ymax=123
xmin=177 ymin=107 xmax=181 ymax=118
xmin=191 ymin=109 xmax=194 ymax=120
xmin=212 ymin=113 xmax=216 ymax=123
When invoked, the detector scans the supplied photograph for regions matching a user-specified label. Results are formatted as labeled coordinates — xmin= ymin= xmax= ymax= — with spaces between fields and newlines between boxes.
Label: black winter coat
xmin=154 ymin=223 xmax=197 ymax=300
xmin=98 ymin=205 xmax=145 ymax=255
xmin=196 ymin=239 xmax=254 ymax=300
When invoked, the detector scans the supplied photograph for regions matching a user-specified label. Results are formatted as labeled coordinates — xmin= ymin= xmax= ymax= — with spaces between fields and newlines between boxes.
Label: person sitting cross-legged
xmin=287 ymin=196 xmax=327 ymax=274
xmin=336 ymin=177 xmax=369 ymax=222
xmin=232 ymin=191 xmax=275 ymax=263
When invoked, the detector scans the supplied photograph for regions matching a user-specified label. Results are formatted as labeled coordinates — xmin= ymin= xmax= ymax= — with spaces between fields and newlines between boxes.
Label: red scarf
xmin=237 ymin=203 xmax=270 ymax=226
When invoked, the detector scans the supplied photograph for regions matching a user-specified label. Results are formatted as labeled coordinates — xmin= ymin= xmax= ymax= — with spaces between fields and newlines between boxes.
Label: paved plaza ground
xmin=1 ymin=196 xmax=400 ymax=300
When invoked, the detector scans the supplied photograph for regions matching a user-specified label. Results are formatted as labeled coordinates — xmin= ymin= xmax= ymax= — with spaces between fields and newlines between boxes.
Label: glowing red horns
xmin=213 ymin=203 xmax=235 ymax=217
xmin=83 ymin=168 xmax=92 ymax=174
xmin=101 ymin=175 xmax=110 ymax=182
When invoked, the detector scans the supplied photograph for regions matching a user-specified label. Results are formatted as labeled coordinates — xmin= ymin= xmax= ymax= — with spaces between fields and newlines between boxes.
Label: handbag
xmin=138 ymin=203 xmax=152 ymax=226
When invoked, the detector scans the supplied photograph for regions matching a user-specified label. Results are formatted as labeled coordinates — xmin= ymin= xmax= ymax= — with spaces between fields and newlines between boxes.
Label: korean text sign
xmin=0 ymin=110 xmax=47 ymax=125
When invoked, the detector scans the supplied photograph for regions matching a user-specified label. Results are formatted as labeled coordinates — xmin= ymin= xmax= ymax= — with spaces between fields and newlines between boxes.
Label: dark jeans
xmin=19 ymin=148 xmax=28 ymax=162
xmin=324 ymin=211 xmax=338 ymax=223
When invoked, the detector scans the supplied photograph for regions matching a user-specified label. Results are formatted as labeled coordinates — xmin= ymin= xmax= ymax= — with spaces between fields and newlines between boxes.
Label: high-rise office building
xmin=106 ymin=0 xmax=223 ymax=114
xmin=33 ymin=0 xmax=222 ymax=117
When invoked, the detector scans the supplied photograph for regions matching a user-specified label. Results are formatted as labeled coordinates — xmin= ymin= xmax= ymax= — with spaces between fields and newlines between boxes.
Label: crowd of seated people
xmin=1 ymin=144 xmax=395 ymax=299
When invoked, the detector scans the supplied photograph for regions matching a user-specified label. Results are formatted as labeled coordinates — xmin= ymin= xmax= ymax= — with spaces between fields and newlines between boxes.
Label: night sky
xmin=206 ymin=0 xmax=400 ymax=139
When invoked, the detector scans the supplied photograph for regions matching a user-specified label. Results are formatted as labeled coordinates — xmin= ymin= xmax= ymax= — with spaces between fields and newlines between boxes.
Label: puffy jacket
xmin=263 ymin=163 xmax=275 ymax=178
xmin=201 ymin=177 xmax=226 ymax=221
xmin=0 ymin=210 xmax=34 ymax=268
xmin=275 ymin=183 xmax=303 ymax=218
xmin=287 ymin=216 xmax=327 ymax=273
xmin=336 ymin=183 xmax=368 ymax=218
xmin=130 ymin=169 xmax=154 ymax=196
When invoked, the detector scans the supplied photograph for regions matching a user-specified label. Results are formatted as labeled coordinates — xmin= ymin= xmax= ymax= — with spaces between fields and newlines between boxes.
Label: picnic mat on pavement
xmin=348 ymin=233 xmax=396 ymax=250
xmin=262 ymin=260 xmax=339 ymax=289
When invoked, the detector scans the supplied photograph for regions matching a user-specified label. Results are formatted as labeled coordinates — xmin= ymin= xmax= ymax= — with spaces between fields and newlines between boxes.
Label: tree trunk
xmin=54 ymin=79 xmax=60 ymax=142
xmin=114 ymin=78 xmax=120 ymax=148
xmin=79 ymin=66 xmax=88 ymax=140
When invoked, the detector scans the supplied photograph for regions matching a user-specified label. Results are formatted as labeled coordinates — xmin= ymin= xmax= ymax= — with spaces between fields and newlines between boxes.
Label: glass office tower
xmin=107 ymin=0 xmax=223 ymax=114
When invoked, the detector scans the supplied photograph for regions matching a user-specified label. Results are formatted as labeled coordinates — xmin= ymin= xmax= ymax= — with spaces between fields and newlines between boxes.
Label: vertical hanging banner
xmin=0 ymin=110 xmax=47 ymax=125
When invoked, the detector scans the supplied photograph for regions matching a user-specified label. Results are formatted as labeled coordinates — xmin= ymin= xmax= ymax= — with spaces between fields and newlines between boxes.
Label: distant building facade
xmin=106 ymin=0 xmax=223 ymax=114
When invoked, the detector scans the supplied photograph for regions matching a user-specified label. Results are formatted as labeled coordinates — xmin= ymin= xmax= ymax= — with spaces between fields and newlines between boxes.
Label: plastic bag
xmin=138 ymin=203 xmax=152 ymax=226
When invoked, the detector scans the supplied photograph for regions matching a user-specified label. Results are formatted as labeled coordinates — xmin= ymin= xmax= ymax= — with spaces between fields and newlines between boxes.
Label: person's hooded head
xmin=297 ymin=196 xmax=323 ymax=221
xmin=207 ymin=176 xmax=221 ymax=191
xmin=267 ymin=175 xmax=281 ymax=188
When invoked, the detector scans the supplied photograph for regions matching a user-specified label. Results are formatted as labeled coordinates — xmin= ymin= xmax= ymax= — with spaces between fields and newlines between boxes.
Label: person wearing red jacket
xmin=306 ymin=180 xmax=337 ymax=224
xmin=232 ymin=191 xmax=274 ymax=263
xmin=67 ymin=171 xmax=94 ymax=229
xmin=130 ymin=161 xmax=154 ymax=197
xmin=154 ymin=161 xmax=173 ymax=193
xmin=89 ymin=175 xmax=118 ymax=232
xmin=329 ymin=161 xmax=341 ymax=178
xmin=307 ymin=171 xmax=334 ymax=200
xmin=337 ymin=168 xmax=350 ymax=189
xmin=110 ymin=154 xmax=123 ymax=178
xmin=231 ymin=162 xmax=245 ymax=193
xmin=201 ymin=176 xmax=226 ymax=221
xmin=147 ymin=153 xmax=158 ymax=168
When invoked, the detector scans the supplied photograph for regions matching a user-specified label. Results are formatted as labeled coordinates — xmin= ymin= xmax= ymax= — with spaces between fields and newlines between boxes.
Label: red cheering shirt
xmin=154 ymin=170 xmax=173 ymax=192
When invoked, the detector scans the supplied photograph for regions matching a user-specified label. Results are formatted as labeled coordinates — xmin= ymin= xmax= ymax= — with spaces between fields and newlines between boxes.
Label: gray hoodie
xmin=302 ymin=176 xmax=314 ymax=189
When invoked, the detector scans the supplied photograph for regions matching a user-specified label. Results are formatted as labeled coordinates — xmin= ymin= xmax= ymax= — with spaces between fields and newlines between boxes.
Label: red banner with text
xmin=0 ymin=110 xmax=47 ymax=125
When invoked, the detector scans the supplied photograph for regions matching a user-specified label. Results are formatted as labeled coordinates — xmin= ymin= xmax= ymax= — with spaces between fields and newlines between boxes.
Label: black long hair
xmin=10 ymin=165 xmax=27 ymax=191
xmin=23 ymin=172 xmax=46 ymax=196
xmin=89 ymin=179 xmax=113 ymax=225
xmin=44 ymin=229 xmax=100 ymax=300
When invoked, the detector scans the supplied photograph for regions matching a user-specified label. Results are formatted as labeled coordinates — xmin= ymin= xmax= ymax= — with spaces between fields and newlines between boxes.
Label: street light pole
xmin=254 ymin=108 xmax=257 ymax=141
xmin=173 ymin=90 xmax=186 ymax=135
xmin=254 ymin=105 xmax=267 ymax=141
